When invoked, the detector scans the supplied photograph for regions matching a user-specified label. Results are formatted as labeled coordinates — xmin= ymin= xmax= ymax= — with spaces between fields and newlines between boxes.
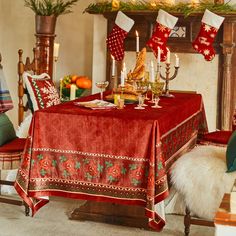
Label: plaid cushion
xmin=0 ymin=138 xmax=26 ymax=170
xmin=0 ymin=152 xmax=22 ymax=170
xmin=0 ymin=68 xmax=13 ymax=113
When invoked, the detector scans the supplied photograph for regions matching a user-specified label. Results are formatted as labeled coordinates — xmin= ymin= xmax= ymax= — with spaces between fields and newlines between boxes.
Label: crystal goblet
xmin=150 ymin=82 xmax=164 ymax=108
xmin=95 ymin=81 xmax=109 ymax=100
xmin=134 ymin=81 xmax=148 ymax=110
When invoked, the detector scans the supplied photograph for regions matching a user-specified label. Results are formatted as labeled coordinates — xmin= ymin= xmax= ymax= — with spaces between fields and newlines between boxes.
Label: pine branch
xmin=24 ymin=0 xmax=79 ymax=16
xmin=84 ymin=0 xmax=236 ymax=17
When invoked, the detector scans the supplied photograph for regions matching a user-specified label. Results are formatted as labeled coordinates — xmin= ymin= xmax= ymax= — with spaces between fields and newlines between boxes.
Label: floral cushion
xmin=23 ymin=72 xmax=60 ymax=111
xmin=226 ymin=131 xmax=236 ymax=172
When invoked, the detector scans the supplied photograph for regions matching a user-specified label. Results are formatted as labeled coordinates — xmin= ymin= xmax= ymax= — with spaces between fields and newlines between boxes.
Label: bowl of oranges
xmin=61 ymin=75 xmax=92 ymax=100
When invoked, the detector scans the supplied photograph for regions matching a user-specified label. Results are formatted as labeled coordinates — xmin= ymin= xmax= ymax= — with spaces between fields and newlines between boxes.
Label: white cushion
xmin=16 ymin=113 xmax=32 ymax=138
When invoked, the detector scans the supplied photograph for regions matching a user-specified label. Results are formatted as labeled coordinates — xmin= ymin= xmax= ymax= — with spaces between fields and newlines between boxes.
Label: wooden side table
xmin=214 ymin=193 xmax=236 ymax=236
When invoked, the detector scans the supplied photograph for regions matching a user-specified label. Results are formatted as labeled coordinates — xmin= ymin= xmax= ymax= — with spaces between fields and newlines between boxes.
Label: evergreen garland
xmin=84 ymin=1 xmax=236 ymax=17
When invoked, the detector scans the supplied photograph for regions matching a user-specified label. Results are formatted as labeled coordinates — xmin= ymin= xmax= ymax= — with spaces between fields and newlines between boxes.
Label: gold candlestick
xmin=112 ymin=75 xmax=118 ymax=90
xmin=119 ymin=84 xmax=126 ymax=99
xmin=160 ymin=63 xmax=179 ymax=98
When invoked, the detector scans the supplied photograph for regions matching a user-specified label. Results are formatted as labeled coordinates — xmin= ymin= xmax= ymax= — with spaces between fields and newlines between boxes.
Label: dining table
xmin=14 ymin=91 xmax=207 ymax=231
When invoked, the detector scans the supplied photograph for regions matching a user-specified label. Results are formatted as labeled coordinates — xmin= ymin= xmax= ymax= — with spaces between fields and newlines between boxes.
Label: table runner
xmin=15 ymin=92 xmax=207 ymax=231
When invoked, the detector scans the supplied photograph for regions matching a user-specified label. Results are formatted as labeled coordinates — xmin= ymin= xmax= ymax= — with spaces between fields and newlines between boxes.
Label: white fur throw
xmin=171 ymin=145 xmax=236 ymax=220
xmin=16 ymin=113 xmax=32 ymax=138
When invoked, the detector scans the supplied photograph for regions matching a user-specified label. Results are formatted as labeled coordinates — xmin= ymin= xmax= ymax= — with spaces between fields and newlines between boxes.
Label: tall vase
xmin=35 ymin=15 xmax=57 ymax=35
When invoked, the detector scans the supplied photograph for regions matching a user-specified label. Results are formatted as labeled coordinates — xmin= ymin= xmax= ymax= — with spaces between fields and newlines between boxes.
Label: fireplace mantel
xmin=99 ymin=11 xmax=236 ymax=130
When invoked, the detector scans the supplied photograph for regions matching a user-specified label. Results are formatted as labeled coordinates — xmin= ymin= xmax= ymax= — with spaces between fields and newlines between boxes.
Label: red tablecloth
xmin=15 ymin=92 xmax=207 ymax=231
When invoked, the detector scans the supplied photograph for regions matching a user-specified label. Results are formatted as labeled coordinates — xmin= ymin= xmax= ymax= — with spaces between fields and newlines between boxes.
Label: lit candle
xmin=120 ymin=70 xmax=125 ymax=86
xmin=111 ymin=55 xmax=116 ymax=76
xmin=53 ymin=43 xmax=60 ymax=58
xmin=166 ymin=48 xmax=170 ymax=64
xmin=70 ymin=84 xmax=76 ymax=101
xmin=157 ymin=47 xmax=161 ymax=64
xmin=123 ymin=62 xmax=127 ymax=80
xmin=175 ymin=54 xmax=179 ymax=67
xmin=150 ymin=60 xmax=155 ymax=82
xmin=136 ymin=30 xmax=139 ymax=53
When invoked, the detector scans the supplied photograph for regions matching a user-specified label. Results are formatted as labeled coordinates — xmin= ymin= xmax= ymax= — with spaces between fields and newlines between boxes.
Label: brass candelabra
xmin=159 ymin=63 xmax=180 ymax=98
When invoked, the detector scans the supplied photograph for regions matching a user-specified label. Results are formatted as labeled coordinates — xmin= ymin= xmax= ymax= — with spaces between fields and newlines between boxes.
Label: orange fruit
xmin=76 ymin=76 xmax=92 ymax=89
xmin=71 ymin=75 xmax=78 ymax=83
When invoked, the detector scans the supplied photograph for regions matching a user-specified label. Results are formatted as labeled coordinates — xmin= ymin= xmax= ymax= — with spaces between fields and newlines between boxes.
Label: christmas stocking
xmin=147 ymin=9 xmax=178 ymax=62
xmin=192 ymin=9 xmax=225 ymax=61
xmin=106 ymin=11 xmax=134 ymax=61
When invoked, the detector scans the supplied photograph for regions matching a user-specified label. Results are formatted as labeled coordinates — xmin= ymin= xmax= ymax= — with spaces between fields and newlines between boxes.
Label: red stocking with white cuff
xmin=192 ymin=9 xmax=225 ymax=61
xmin=106 ymin=11 xmax=134 ymax=61
xmin=147 ymin=9 xmax=178 ymax=62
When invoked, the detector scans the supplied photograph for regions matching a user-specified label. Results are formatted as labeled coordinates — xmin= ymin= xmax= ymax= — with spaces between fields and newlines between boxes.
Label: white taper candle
xmin=53 ymin=43 xmax=60 ymax=58
xmin=136 ymin=30 xmax=139 ymax=53
xmin=175 ymin=54 xmax=179 ymax=67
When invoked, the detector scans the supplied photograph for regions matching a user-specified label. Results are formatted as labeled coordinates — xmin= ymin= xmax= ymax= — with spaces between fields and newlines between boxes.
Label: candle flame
xmin=111 ymin=55 xmax=114 ymax=60
xmin=175 ymin=54 xmax=178 ymax=58
xmin=123 ymin=62 xmax=126 ymax=69
xmin=136 ymin=30 xmax=139 ymax=37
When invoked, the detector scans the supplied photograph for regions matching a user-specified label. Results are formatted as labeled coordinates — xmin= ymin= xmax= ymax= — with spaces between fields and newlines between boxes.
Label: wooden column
xmin=221 ymin=21 xmax=235 ymax=130
xmin=35 ymin=34 xmax=56 ymax=79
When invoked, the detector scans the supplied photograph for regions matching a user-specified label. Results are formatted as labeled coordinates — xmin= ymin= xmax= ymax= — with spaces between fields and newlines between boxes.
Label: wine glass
xmin=143 ymin=74 xmax=150 ymax=101
xmin=95 ymin=81 xmax=109 ymax=100
xmin=150 ymin=82 xmax=164 ymax=108
xmin=134 ymin=81 xmax=147 ymax=110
